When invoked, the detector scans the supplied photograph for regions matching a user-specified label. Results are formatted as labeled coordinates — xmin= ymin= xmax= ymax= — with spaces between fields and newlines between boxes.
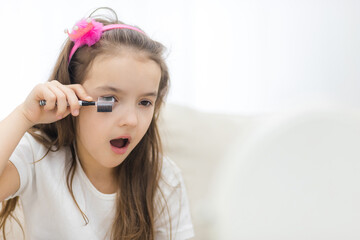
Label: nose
xmin=117 ymin=105 xmax=138 ymax=127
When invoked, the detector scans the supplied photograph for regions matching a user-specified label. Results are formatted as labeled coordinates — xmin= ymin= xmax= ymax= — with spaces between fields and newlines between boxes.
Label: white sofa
xmin=4 ymin=103 xmax=360 ymax=239
xmin=159 ymin=103 xmax=360 ymax=239
xmin=158 ymin=103 xmax=263 ymax=239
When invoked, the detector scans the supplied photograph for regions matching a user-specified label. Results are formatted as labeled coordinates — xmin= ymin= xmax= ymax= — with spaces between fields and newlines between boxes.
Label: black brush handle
xmin=39 ymin=100 xmax=96 ymax=106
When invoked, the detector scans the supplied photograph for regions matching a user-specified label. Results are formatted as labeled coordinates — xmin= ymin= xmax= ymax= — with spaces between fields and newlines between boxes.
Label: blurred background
xmin=1 ymin=0 xmax=360 ymax=239
xmin=0 ymin=0 xmax=359 ymax=117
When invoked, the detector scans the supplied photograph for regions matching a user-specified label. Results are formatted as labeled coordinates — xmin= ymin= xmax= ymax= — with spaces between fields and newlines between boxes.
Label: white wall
xmin=0 ymin=0 xmax=359 ymax=118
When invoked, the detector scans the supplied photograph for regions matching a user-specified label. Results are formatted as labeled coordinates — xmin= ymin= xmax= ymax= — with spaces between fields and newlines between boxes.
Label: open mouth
xmin=110 ymin=138 xmax=130 ymax=149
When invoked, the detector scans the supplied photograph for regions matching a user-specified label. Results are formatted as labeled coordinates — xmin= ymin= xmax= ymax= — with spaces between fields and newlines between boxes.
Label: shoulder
xmin=156 ymin=156 xmax=185 ymax=203
xmin=8 ymin=132 xmax=70 ymax=199
xmin=11 ymin=132 xmax=48 ymax=164
xmin=160 ymin=157 xmax=182 ymax=177
xmin=21 ymin=131 xmax=53 ymax=152
xmin=20 ymin=131 xmax=69 ymax=160
xmin=155 ymin=157 xmax=195 ymax=239
xmin=13 ymin=131 xmax=71 ymax=178
xmin=20 ymin=131 xmax=40 ymax=149
xmin=159 ymin=157 xmax=183 ymax=189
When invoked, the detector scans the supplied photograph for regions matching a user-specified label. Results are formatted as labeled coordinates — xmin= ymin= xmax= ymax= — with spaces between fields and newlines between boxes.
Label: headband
xmin=67 ymin=18 xmax=145 ymax=63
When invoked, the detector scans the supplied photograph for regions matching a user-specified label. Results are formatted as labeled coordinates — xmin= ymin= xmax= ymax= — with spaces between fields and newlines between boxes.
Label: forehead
xmin=83 ymin=52 xmax=161 ymax=92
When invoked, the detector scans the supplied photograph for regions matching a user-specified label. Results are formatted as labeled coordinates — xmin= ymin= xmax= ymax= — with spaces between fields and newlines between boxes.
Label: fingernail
xmin=57 ymin=115 xmax=62 ymax=120
xmin=86 ymin=96 xmax=93 ymax=101
xmin=73 ymin=109 xmax=79 ymax=116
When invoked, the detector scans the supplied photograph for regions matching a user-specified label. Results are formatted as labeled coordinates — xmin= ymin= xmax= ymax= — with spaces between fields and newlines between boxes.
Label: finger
xmin=50 ymin=81 xmax=92 ymax=101
xmin=40 ymin=84 xmax=57 ymax=112
xmin=56 ymin=84 xmax=81 ymax=116
xmin=68 ymin=84 xmax=93 ymax=101
xmin=46 ymin=84 xmax=68 ymax=119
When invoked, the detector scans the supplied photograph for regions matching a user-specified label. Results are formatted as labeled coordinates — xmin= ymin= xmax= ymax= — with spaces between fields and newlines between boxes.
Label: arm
xmin=0 ymin=106 xmax=32 ymax=201
xmin=0 ymin=81 xmax=92 ymax=201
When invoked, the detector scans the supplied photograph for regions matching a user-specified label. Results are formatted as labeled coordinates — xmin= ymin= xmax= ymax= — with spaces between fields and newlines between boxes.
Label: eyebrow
xmin=95 ymin=86 xmax=158 ymax=97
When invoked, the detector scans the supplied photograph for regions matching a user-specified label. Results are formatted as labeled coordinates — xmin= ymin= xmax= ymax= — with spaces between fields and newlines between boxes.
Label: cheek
xmin=139 ymin=111 xmax=155 ymax=135
xmin=76 ymin=109 xmax=109 ymax=142
xmin=76 ymin=107 xmax=155 ymax=143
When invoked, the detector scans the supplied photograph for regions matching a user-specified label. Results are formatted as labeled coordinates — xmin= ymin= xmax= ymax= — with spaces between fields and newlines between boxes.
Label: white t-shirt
xmin=7 ymin=132 xmax=194 ymax=240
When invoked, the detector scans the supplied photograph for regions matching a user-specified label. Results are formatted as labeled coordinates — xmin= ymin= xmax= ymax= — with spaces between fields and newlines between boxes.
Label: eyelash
xmin=139 ymin=100 xmax=153 ymax=107
xmin=103 ymin=96 xmax=118 ymax=102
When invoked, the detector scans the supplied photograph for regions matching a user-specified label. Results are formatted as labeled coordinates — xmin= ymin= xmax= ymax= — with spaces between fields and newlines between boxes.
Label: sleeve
xmin=5 ymin=132 xmax=37 ymax=200
xmin=154 ymin=158 xmax=195 ymax=240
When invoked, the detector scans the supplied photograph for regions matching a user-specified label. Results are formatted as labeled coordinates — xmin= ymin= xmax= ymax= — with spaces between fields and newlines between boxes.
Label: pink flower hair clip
xmin=66 ymin=18 xmax=145 ymax=63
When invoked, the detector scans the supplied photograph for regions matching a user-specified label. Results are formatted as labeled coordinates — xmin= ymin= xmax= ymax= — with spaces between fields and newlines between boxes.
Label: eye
xmin=139 ymin=100 xmax=153 ymax=107
xmin=102 ymin=96 xmax=118 ymax=102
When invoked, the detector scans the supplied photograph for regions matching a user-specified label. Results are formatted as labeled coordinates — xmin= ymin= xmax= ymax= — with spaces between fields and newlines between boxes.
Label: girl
xmin=0 ymin=7 xmax=194 ymax=240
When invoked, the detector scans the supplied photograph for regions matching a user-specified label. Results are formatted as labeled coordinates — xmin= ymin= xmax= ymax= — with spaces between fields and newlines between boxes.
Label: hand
xmin=19 ymin=80 xmax=93 ymax=125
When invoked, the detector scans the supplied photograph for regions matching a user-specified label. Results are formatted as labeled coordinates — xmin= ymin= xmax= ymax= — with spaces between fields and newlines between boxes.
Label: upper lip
xmin=111 ymin=135 xmax=132 ymax=142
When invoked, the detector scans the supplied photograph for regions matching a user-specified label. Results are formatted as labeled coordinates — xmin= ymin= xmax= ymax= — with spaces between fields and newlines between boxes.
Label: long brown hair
xmin=1 ymin=8 xmax=170 ymax=240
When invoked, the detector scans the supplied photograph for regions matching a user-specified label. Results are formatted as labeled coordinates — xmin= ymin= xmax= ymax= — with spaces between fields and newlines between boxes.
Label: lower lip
xmin=110 ymin=143 xmax=129 ymax=155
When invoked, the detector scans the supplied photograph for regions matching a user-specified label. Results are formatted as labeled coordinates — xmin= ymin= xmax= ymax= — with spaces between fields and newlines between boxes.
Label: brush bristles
xmin=96 ymin=96 xmax=115 ymax=112
xmin=97 ymin=103 xmax=113 ymax=112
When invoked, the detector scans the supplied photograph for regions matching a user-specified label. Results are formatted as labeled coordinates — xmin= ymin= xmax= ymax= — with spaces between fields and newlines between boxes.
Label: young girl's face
xmin=75 ymin=50 xmax=161 ymax=176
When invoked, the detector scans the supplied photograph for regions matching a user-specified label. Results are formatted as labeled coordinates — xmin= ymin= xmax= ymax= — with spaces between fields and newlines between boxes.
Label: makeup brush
xmin=39 ymin=96 xmax=115 ymax=112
